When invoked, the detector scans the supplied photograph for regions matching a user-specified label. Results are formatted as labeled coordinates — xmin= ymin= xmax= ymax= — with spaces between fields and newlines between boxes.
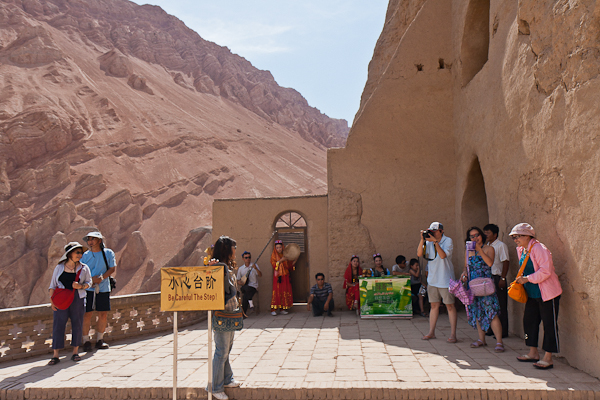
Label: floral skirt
xmin=467 ymin=293 xmax=500 ymax=331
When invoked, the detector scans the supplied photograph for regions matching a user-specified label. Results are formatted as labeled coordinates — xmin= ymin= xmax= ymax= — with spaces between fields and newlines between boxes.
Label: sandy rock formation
xmin=98 ymin=49 xmax=132 ymax=78
xmin=0 ymin=0 xmax=342 ymax=307
xmin=127 ymin=74 xmax=154 ymax=95
xmin=118 ymin=231 xmax=148 ymax=271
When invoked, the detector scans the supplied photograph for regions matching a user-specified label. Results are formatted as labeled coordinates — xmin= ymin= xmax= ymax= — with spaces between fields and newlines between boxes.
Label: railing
xmin=0 ymin=292 xmax=206 ymax=362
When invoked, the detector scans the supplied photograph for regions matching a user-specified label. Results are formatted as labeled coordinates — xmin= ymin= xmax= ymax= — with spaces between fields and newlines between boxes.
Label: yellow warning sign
xmin=160 ymin=266 xmax=225 ymax=311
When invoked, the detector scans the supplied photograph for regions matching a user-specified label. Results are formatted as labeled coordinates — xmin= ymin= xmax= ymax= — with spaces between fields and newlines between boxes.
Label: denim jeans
xmin=207 ymin=330 xmax=235 ymax=393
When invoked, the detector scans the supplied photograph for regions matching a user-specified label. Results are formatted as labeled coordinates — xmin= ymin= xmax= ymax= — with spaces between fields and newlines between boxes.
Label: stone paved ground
xmin=1 ymin=310 xmax=599 ymax=399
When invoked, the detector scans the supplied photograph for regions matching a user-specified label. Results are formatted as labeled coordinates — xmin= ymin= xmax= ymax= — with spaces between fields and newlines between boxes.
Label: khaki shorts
xmin=427 ymin=286 xmax=455 ymax=304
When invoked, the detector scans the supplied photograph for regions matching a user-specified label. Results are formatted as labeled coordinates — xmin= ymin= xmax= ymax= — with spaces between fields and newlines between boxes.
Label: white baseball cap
xmin=83 ymin=231 xmax=104 ymax=241
xmin=428 ymin=222 xmax=443 ymax=230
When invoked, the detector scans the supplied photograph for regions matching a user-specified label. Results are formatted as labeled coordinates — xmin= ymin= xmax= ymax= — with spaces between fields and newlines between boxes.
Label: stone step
xmin=3 ymin=385 xmax=596 ymax=400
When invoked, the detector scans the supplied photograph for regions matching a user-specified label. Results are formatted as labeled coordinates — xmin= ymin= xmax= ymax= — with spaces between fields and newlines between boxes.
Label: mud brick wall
xmin=0 ymin=292 xmax=206 ymax=363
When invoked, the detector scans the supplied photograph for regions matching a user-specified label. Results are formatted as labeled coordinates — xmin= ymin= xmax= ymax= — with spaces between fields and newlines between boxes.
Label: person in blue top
xmin=80 ymin=231 xmax=116 ymax=352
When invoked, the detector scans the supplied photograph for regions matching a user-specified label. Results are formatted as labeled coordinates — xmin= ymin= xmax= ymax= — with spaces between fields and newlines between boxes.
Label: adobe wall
xmin=327 ymin=0 xmax=459 ymax=296
xmin=451 ymin=0 xmax=600 ymax=377
xmin=212 ymin=195 xmax=328 ymax=312
xmin=340 ymin=0 xmax=600 ymax=377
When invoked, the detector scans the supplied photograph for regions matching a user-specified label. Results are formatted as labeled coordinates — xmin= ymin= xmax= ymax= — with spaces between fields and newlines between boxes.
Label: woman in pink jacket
xmin=510 ymin=223 xmax=562 ymax=370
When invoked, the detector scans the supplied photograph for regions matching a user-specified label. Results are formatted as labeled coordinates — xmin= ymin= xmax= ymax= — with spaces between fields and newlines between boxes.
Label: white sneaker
xmin=248 ymin=300 xmax=254 ymax=308
xmin=281 ymin=310 xmax=289 ymax=315
xmin=205 ymin=389 xmax=228 ymax=400
xmin=224 ymin=380 xmax=241 ymax=388
xmin=271 ymin=311 xmax=277 ymax=316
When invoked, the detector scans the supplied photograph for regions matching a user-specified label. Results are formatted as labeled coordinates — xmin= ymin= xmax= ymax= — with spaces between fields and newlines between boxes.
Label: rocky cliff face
xmin=329 ymin=0 xmax=600 ymax=378
xmin=0 ymin=0 xmax=348 ymax=308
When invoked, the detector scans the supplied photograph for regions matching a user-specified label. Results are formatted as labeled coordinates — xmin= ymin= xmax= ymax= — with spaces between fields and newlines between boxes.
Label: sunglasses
xmin=373 ymin=253 xmax=381 ymax=258
xmin=73 ymin=251 xmax=84 ymax=255
xmin=243 ymin=256 xmax=251 ymax=259
xmin=470 ymin=233 xmax=480 ymax=239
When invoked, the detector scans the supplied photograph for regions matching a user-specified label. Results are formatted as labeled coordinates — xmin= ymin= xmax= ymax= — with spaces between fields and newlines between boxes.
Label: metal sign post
xmin=173 ymin=311 xmax=177 ymax=400
xmin=208 ymin=310 xmax=212 ymax=400
xmin=160 ymin=266 xmax=225 ymax=400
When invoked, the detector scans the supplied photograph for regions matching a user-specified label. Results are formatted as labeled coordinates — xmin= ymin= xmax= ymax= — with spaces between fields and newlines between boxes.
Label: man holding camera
xmin=417 ymin=222 xmax=457 ymax=343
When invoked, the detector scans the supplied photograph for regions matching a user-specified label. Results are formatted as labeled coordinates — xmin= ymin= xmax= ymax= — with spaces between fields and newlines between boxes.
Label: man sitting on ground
xmin=236 ymin=251 xmax=262 ymax=316
xmin=307 ymin=273 xmax=334 ymax=317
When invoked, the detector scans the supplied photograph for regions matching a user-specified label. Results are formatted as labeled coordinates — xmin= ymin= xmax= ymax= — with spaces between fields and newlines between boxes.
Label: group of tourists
xmin=417 ymin=221 xmax=561 ymax=371
xmin=205 ymin=221 xmax=562 ymax=399
xmin=47 ymin=221 xmax=561 ymax=399
xmin=47 ymin=231 xmax=115 ymax=365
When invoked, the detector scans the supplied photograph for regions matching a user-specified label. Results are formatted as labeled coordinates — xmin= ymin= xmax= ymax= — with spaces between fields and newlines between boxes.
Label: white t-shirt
xmin=236 ymin=263 xmax=261 ymax=289
xmin=489 ymin=239 xmax=509 ymax=276
xmin=391 ymin=264 xmax=410 ymax=274
xmin=425 ymin=235 xmax=455 ymax=288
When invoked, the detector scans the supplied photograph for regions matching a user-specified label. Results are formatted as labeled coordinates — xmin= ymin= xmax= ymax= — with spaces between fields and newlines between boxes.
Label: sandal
xmin=494 ymin=343 xmax=505 ymax=353
xmin=420 ymin=312 xmax=429 ymax=317
xmin=421 ymin=333 xmax=436 ymax=340
xmin=447 ymin=337 xmax=457 ymax=343
xmin=533 ymin=360 xmax=553 ymax=369
xmin=71 ymin=354 xmax=81 ymax=362
xmin=517 ymin=354 xmax=539 ymax=362
xmin=470 ymin=339 xmax=487 ymax=348
xmin=48 ymin=357 xmax=60 ymax=365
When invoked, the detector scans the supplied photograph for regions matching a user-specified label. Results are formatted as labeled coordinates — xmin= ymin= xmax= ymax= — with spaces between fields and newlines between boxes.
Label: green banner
xmin=359 ymin=276 xmax=412 ymax=318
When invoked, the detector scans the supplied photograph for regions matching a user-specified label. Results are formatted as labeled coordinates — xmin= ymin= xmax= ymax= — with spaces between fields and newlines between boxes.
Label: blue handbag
xmin=212 ymin=310 xmax=243 ymax=332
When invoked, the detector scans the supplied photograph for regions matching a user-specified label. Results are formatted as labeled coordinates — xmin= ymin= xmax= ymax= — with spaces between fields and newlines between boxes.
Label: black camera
xmin=422 ymin=230 xmax=434 ymax=240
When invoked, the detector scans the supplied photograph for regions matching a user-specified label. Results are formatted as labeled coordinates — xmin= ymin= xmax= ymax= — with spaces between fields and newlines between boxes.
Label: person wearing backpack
xmin=81 ymin=231 xmax=116 ymax=352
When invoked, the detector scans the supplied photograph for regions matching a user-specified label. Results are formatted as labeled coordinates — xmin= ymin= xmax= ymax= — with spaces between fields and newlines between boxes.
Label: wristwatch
xmin=500 ymin=277 xmax=506 ymax=281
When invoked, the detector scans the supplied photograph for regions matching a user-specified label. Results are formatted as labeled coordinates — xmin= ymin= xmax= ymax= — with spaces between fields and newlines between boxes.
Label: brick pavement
xmin=1 ymin=310 xmax=599 ymax=399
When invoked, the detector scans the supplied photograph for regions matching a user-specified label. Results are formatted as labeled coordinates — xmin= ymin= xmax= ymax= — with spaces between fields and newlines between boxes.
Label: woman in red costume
xmin=270 ymin=240 xmax=294 ymax=315
xmin=343 ymin=255 xmax=363 ymax=312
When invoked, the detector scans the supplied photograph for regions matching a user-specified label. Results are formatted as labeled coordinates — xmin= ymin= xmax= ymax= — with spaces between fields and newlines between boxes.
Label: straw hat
xmin=58 ymin=242 xmax=88 ymax=264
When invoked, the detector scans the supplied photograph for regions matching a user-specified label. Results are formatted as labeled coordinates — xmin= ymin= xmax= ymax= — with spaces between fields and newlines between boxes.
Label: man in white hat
xmin=417 ymin=222 xmax=458 ymax=343
xmin=80 ymin=231 xmax=116 ymax=351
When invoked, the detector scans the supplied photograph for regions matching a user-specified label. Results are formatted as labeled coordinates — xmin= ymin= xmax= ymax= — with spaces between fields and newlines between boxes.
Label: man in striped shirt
xmin=307 ymin=273 xmax=334 ymax=317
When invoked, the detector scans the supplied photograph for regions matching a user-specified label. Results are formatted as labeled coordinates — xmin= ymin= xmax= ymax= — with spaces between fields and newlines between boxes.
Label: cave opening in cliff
xmin=461 ymin=0 xmax=490 ymax=86
xmin=461 ymin=157 xmax=489 ymax=233
xmin=275 ymin=211 xmax=309 ymax=303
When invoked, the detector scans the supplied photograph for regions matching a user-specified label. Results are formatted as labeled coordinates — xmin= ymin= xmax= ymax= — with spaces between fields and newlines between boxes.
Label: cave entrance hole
xmin=461 ymin=0 xmax=490 ymax=86
xmin=461 ymin=157 xmax=490 ymax=235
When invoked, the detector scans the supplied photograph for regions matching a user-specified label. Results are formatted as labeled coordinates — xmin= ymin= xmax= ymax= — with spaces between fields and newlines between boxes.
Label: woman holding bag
xmin=206 ymin=236 xmax=241 ymax=400
xmin=48 ymin=242 xmax=92 ymax=365
xmin=510 ymin=223 xmax=562 ymax=370
xmin=460 ymin=227 xmax=504 ymax=352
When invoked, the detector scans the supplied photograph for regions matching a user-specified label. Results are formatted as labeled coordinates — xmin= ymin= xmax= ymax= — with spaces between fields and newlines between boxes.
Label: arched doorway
xmin=461 ymin=157 xmax=490 ymax=232
xmin=274 ymin=211 xmax=309 ymax=303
